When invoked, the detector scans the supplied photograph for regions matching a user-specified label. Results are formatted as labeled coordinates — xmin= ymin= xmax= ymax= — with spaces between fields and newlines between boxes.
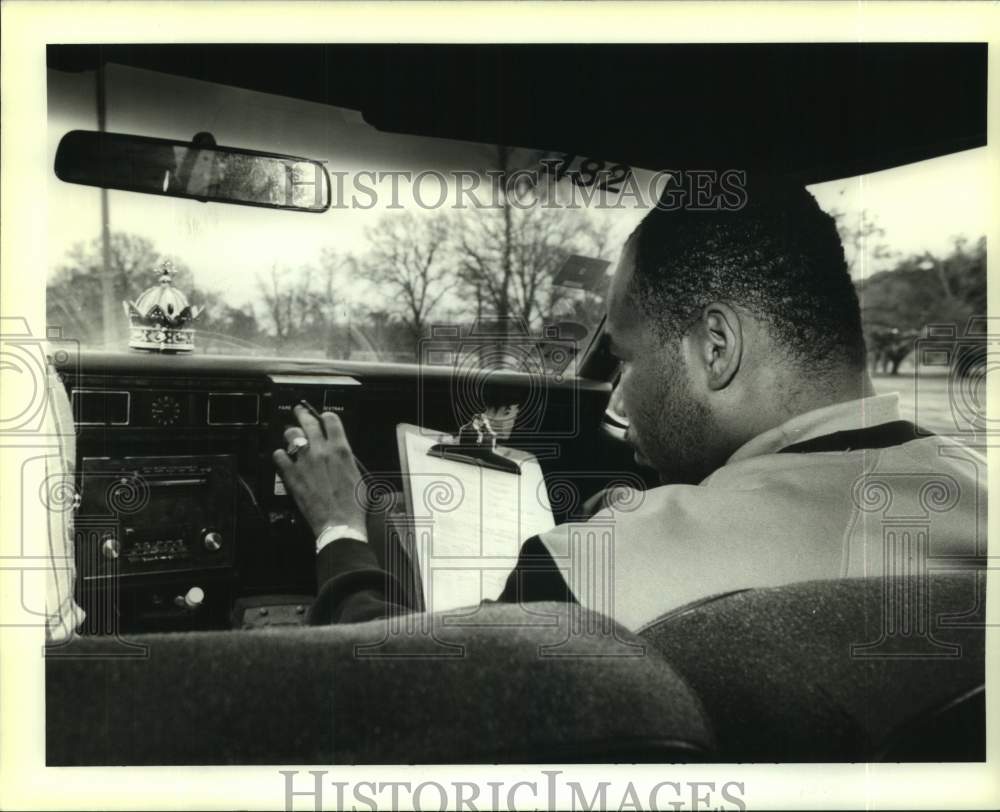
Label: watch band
xmin=315 ymin=523 xmax=368 ymax=554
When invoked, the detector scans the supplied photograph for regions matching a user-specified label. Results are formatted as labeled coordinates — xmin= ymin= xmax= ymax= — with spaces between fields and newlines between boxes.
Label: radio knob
xmin=176 ymin=586 xmax=204 ymax=610
xmin=203 ymin=531 xmax=223 ymax=552
xmin=101 ymin=536 xmax=120 ymax=560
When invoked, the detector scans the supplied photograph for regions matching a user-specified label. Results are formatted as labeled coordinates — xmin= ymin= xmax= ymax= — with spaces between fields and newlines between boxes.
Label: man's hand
xmin=272 ymin=405 xmax=367 ymax=537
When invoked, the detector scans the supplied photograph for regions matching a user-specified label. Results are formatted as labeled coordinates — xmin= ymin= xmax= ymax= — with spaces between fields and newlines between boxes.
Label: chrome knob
xmin=203 ymin=531 xmax=222 ymax=552
xmin=101 ymin=536 xmax=120 ymax=560
xmin=175 ymin=586 xmax=204 ymax=610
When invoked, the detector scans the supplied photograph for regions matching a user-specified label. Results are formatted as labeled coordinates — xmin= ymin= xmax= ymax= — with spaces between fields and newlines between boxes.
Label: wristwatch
xmin=315 ymin=524 xmax=368 ymax=554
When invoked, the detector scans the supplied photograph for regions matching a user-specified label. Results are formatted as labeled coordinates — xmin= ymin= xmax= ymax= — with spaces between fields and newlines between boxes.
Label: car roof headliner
xmin=48 ymin=43 xmax=987 ymax=184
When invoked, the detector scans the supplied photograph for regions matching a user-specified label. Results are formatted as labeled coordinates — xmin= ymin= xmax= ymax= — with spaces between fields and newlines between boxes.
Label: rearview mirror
xmin=55 ymin=130 xmax=331 ymax=212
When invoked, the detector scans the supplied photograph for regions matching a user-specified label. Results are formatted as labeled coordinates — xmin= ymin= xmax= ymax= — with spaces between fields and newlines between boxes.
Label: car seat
xmin=46 ymin=574 xmax=983 ymax=764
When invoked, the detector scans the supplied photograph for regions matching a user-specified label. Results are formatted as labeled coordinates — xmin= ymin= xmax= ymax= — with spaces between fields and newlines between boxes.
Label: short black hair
xmin=629 ymin=174 xmax=867 ymax=372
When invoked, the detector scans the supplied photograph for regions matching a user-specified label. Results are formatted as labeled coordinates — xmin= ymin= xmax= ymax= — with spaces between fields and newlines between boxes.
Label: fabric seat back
xmin=48 ymin=601 xmax=714 ymax=764
xmin=640 ymin=573 xmax=985 ymax=761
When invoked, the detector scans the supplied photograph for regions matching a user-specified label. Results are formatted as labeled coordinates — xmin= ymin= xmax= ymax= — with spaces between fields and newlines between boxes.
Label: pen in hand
xmin=298 ymin=398 xmax=328 ymax=439
xmin=297 ymin=397 xmax=370 ymax=479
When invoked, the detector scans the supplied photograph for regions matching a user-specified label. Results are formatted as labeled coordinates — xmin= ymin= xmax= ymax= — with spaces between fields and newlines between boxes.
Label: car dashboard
xmin=56 ymin=350 xmax=624 ymax=634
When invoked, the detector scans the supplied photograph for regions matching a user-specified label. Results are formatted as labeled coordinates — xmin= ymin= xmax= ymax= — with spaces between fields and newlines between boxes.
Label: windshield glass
xmin=47 ymin=62 xmax=988 ymax=390
xmin=47 ymin=63 xmax=656 ymax=373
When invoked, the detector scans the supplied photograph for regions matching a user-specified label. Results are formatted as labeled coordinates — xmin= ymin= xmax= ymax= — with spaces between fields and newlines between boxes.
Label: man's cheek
xmin=626 ymin=407 xmax=653 ymax=457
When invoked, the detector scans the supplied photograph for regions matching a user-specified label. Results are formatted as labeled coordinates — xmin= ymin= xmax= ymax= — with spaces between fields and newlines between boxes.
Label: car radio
xmin=76 ymin=454 xmax=238 ymax=581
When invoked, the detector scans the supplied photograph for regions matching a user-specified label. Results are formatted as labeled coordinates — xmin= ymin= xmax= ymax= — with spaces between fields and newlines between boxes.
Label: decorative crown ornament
xmin=123 ymin=262 xmax=203 ymax=353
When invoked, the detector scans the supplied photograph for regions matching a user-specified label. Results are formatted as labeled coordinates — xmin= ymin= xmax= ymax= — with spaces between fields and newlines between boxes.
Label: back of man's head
xmin=629 ymin=174 xmax=867 ymax=377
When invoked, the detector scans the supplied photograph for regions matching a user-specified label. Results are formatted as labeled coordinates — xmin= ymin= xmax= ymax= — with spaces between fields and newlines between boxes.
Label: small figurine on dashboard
xmin=123 ymin=262 xmax=203 ymax=353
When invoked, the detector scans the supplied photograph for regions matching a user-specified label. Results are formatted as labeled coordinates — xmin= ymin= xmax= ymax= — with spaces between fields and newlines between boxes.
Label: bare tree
xmin=48 ymin=232 xmax=203 ymax=346
xmin=316 ymin=249 xmax=357 ymax=357
xmin=257 ymin=264 xmax=298 ymax=351
xmin=256 ymin=263 xmax=338 ymax=356
xmin=454 ymin=188 xmax=614 ymax=329
xmin=830 ymin=207 xmax=897 ymax=278
xmin=360 ymin=211 xmax=451 ymax=344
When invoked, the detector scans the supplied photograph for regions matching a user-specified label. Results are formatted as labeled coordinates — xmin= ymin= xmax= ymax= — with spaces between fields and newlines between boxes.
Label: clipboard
xmin=396 ymin=422 xmax=555 ymax=613
xmin=426 ymin=413 xmax=521 ymax=475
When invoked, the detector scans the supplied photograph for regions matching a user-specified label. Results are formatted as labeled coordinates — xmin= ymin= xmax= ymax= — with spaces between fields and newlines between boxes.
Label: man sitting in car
xmin=275 ymin=175 xmax=986 ymax=629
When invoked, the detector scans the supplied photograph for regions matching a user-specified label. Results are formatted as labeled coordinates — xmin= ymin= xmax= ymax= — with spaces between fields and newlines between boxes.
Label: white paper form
xmin=398 ymin=425 xmax=555 ymax=613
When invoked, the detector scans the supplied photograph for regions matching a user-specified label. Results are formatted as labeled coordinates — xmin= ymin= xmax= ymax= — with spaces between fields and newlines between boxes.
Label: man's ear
xmin=691 ymin=302 xmax=742 ymax=390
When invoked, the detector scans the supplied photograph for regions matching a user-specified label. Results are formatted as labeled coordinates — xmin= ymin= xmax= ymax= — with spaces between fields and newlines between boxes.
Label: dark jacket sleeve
xmin=308 ymin=534 xmax=577 ymax=625
xmin=307 ymin=539 xmax=411 ymax=625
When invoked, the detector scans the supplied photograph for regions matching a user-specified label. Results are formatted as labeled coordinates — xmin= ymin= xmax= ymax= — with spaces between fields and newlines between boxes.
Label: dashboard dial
xmin=150 ymin=394 xmax=182 ymax=427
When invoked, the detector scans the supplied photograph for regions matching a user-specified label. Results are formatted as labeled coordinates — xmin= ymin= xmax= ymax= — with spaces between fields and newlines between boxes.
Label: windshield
xmin=47 ymin=63 xmax=655 ymax=373
xmin=47 ymin=62 xmax=988 ymax=390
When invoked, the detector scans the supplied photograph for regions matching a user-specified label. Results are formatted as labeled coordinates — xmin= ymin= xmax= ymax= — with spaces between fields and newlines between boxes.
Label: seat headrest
xmin=640 ymin=573 xmax=985 ymax=761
